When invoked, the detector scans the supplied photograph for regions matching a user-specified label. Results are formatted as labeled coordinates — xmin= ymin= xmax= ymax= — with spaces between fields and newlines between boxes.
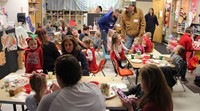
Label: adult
xmin=35 ymin=28 xmax=60 ymax=74
xmin=37 ymin=54 xmax=106 ymax=111
xmin=121 ymin=3 xmax=145 ymax=49
xmin=96 ymin=6 xmax=102 ymax=13
xmin=145 ymin=8 xmax=159 ymax=40
xmin=71 ymin=26 xmax=86 ymax=49
xmin=120 ymin=64 xmax=173 ymax=111
xmin=98 ymin=9 xmax=120 ymax=52
xmin=61 ymin=35 xmax=89 ymax=76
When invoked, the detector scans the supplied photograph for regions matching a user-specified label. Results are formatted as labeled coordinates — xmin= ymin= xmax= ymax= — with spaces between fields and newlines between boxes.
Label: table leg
xmin=13 ymin=104 xmax=17 ymax=111
xmin=135 ymin=69 xmax=139 ymax=85
xmin=21 ymin=105 xmax=25 ymax=111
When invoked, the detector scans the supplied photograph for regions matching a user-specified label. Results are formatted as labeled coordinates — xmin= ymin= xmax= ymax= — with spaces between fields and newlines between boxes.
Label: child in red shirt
xmin=82 ymin=37 xmax=98 ymax=72
xmin=130 ymin=37 xmax=145 ymax=54
xmin=25 ymin=37 xmax=43 ymax=73
xmin=142 ymin=32 xmax=153 ymax=53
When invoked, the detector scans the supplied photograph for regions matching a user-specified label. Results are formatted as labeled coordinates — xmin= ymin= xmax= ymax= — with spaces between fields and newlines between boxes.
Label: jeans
xmin=100 ymin=30 xmax=108 ymax=53
xmin=125 ymin=35 xmax=135 ymax=49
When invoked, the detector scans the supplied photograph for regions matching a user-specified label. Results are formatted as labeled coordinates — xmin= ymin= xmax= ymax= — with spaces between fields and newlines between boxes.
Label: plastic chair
xmin=102 ymin=45 xmax=110 ymax=60
xmin=90 ymin=59 xmax=107 ymax=76
xmin=112 ymin=59 xmax=134 ymax=84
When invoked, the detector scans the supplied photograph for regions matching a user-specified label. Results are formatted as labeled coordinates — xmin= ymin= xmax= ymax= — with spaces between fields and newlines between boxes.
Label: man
xmin=121 ymin=3 xmax=146 ymax=49
xmin=98 ymin=9 xmax=120 ymax=53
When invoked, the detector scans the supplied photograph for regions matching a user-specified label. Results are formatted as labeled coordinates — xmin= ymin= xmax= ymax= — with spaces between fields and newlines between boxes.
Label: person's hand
xmin=50 ymin=83 xmax=60 ymax=92
xmin=119 ymin=97 xmax=134 ymax=111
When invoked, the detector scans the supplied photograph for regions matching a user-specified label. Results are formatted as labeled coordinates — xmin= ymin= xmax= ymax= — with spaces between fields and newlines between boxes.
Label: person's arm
xmin=155 ymin=15 xmax=159 ymax=26
xmin=119 ymin=97 xmax=134 ymax=111
xmin=120 ymin=13 xmax=126 ymax=40
xmin=187 ymin=39 xmax=194 ymax=51
xmin=86 ymin=49 xmax=93 ymax=61
xmin=98 ymin=15 xmax=108 ymax=31
xmin=79 ymin=52 xmax=89 ymax=75
xmin=139 ymin=10 xmax=146 ymax=37
xmin=121 ymin=41 xmax=129 ymax=51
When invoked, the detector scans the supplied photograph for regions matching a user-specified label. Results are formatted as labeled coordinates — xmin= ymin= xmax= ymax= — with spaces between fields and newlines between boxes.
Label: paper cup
xmin=48 ymin=72 xmax=53 ymax=79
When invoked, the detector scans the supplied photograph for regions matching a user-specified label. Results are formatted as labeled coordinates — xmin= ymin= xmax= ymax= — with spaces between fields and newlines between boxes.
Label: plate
xmin=105 ymin=89 xmax=116 ymax=100
xmin=152 ymin=60 xmax=162 ymax=64
xmin=130 ymin=59 xmax=142 ymax=63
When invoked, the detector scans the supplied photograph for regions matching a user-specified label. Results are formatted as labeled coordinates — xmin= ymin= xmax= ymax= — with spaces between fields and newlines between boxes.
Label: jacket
xmin=121 ymin=8 xmax=146 ymax=37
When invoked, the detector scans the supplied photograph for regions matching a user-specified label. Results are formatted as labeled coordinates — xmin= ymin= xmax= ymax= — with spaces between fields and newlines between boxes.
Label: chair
xmin=112 ymin=59 xmax=134 ymax=84
xmin=102 ymin=45 xmax=110 ymax=60
xmin=90 ymin=59 xmax=107 ymax=76
xmin=174 ymin=76 xmax=186 ymax=92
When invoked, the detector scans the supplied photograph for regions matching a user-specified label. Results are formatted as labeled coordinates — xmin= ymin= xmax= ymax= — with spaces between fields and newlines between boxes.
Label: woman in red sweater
xmin=120 ymin=64 xmax=173 ymax=111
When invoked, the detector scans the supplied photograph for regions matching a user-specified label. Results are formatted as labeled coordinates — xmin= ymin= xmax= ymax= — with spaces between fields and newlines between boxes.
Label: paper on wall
xmin=15 ymin=26 xmax=28 ymax=49
xmin=7 ymin=33 xmax=17 ymax=51
xmin=0 ymin=51 xmax=6 ymax=66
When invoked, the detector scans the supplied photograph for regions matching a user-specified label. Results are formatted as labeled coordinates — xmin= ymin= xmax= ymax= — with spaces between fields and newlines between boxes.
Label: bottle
xmin=93 ymin=21 xmax=97 ymax=30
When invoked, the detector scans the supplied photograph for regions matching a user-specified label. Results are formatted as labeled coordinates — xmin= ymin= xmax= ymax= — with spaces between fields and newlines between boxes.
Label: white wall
xmin=137 ymin=1 xmax=152 ymax=15
xmin=0 ymin=0 xmax=28 ymax=22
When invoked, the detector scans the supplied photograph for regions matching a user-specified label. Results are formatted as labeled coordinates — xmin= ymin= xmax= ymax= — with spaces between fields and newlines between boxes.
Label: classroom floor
xmin=1 ymin=52 xmax=200 ymax=111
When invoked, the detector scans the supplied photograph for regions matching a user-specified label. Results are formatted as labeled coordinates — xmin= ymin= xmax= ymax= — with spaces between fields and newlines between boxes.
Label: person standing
xmin=145 ymin=8 xmax=159 ymax=40
xmin=98 ymin=9 xmax=120 ymax=53
xmin=121 ymin=3 xmax=146 ymax=49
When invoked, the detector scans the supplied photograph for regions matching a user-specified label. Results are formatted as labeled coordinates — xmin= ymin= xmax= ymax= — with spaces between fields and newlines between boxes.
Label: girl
xmin=25 ymin=37 xmax=43 ymax=73
xmin=130 ymin=37 xmax=145 ymax=54
xmin=142 ymin=32 xmax=153 ymax=53
xmin=82 ymin=36 xmax=98 ymax=72
xmin=107 ymin=29 xmax=115 ymax=54
xmin=25 ymin=74 xmax=47 ymax=111
xmin=120 ymin=64 xmax=173 ymax=111
xmin=110 ymin=33 xmax=128 ymax=68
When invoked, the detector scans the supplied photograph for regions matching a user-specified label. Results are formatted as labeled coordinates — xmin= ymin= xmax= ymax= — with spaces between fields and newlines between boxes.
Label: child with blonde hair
xmin=107 ymin=29 xmax=115 ymax=53
xmin=110 ymin=33 xmax=128 ymax=68
xmin=130 ymin=37 xmax=145 ymax=54
xmin=82 ymin=36 xmax=98 ymax=71
xmin=142 ymin=32 xmax=153 ymax=53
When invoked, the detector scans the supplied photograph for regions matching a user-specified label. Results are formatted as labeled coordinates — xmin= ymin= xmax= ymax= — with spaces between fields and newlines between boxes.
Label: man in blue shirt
xmin=98 ymin=9 xmax=120 ymax=53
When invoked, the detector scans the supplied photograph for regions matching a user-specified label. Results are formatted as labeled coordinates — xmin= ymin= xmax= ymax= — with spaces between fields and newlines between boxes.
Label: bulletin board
xmin=87 ymin=13 xmax=105 ymax=26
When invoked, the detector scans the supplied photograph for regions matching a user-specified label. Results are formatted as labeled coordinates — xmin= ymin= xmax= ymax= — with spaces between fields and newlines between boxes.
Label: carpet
xmin=153 ymin=42 xmax=170 ymax=54
xmin=183 ymin=78 xmax=200 ymax=93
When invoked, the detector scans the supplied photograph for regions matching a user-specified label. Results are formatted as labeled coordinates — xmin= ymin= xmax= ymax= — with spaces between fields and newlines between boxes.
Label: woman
xmin=37 ymin=54 xmax=106 ymax=111
xmin=120 ymin=64 xmax=173 ymax=111
xmin=145 ymin=8 xmax=159 ymax=40
xmin=35 ymin=28 xmax=60 ymax=74
xmin=61 ymin=35 xmax=89 ymax=76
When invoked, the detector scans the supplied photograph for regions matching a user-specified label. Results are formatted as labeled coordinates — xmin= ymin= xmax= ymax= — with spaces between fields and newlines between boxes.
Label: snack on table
xmin=9 ymin=86 xmax=23 ymax=96
xmin=100 ymin=83 xmax=110 ymax=96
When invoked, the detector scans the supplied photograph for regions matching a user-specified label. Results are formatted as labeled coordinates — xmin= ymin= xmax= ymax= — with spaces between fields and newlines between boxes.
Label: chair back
xmin=98 ymin=59 xmax=107 ymax=72
xmin=113 ymin=59 xmax=120 ymax=74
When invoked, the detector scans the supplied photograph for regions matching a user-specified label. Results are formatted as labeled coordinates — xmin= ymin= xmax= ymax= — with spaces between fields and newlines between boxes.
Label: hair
xmin=61 ymin=35 xmax=81 ymax=57
xmin=97 ymin=6 xmax=102 ymax=12
xmin=129 ymin=2 xmax=137 ymax=13
xmin=185 ymin=27 xmax=192 ymax=34
xmin=111 ymin=33 xmax=120 ymax=51
xmin=134 ymin=37 xmax=143 ymax=45
xmin=55 ymin=54 xmax=82 ymax=87
xmin=26 ymin=37 xmax=42 ymax=48
xmin=149 ymin=8 xmax=154 ymax=15
xmin=108 ymin=29 xmax=114 ymax=37
xmin=35 ymin=28 xmax=49 ymax=45
xmin=114 ymin=9 xmax=121 ymax=13
xmin=144 ymin=32 xmax=152 ymax=38
xmin=60 ymin=20 xmax=67 ymax=31
xmin=82 ymin=36 xmax=93 ymax=47
xmin=176 ymin=45 xmax=185 ymax=56
xmin=137 ymin=64 xmax=173 ymax=111
xmin=83 ymin=25 xmax=89 ymax=31
xmin=29 ymin=74 xmax=47 ymax=104
xmin=95 ymin=31 xmax=101 ymax=38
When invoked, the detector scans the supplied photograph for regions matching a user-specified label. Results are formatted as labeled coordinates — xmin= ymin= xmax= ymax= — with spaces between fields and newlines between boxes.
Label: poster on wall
xmin=26 ymin=16 xmax=35 ymax=32
xmin=15 ymin=26 xmax=28 ymax=49
xmin=1 ymin=32 xmax=9 ymax=51
xmin=0 ymin=51 xmax=6 ymax=66
xmin=1 ymin=32 xmax=17 ymax=51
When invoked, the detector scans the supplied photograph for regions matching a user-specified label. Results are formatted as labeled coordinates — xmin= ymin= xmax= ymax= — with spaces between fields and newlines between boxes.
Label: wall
xmin=137 ymin=1 xmax=152 ymax=15
xmin=0 ymin=0 xmax=28 ymax=22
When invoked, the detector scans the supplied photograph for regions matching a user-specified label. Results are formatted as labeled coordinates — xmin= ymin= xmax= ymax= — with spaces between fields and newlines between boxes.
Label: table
xmin=0 ymin=74 xmax=126 ymax=111
xmin=126 ymin=50 xmax=174 ymax=85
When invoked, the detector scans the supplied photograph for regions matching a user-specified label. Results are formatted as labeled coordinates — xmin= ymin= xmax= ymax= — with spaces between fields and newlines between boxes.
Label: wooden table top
xmin=0 ymin=74 xmax=126 ymax=110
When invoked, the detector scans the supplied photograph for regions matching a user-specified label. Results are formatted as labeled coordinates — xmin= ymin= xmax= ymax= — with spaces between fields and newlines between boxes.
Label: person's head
xmin=185 ymin=27 xmax=192 ymax=35
xmin=82 ymin=36 xmax=93 ymax=48
xmin=55 ymin=54 xmax=82 ymax=87
xmin=108 ymin=29 xmax=115 ymax=37
xmin=113 ymin=9 xmax=121 ymax=18
xmin=134 ymin=37 xmax=142 ymax=46
xmin=96 ymin=6 xmax=102 ymax=13
xmin=144 ymin=32 xmax=152 ymax=39
xmin=26 ymin=37 xmax=42 ymax=50
xmin=149 ymin=8 xmax=154 ymax=15
xmin=95 ymin=31 xmax=101 ymax=38
xmin=61 ymin=35 xmax=80 ymax=56
xmin=71 ymin=26 xmax=79 ymax=36
xmin=29 ymin=74 xmax=47 ymax=103
xmin=83 ymin=25 xmax=90 ymax=36
xmin=138 ymin=64 xmax=172 ymax=111
xmin=111 ymin=33 xmax=121 ymax=50
xmin=173 ymin=45 xmax=185 ymax=56
xmin=35 ymin=28 xmax=49 ymax=45
xmin=126 ymin=3 xmax=136 ymax=13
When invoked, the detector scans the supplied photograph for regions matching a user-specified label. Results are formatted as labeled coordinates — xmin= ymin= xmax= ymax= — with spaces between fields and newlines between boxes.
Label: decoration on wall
xmin=164 ymin=3 xmax=171 ymax=28
xmin=15 ymin=26 xmax=28 ymax=49
xmin=1 ymin=31 xmax=9 ymax=50
xmin=1 ymin=32 xmax=17 ymax=51
xmin=26 ymin=16 xmax=35 ymax=32
xmin=0 ymin=51 xmax=6 ymax=66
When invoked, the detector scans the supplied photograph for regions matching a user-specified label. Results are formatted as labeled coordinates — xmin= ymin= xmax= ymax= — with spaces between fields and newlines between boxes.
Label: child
xmin=110 ymin=33 xmax=128 ymax=68
xmin=82 ymin=37 xmax=98 ymax=72
xmin=142 ymin=32 xmax=153 ymax=53
xmin=130 ymin=37 xmax=145 ymax=54
xmin=91 ymin=31 xmax=101 ymax=50
xmin=25 ymin=74 xmax=47 ymax=111
xmin=25 ymin=37 xmax=43 ymax=73
xmin=107 ymin=29 xmax=115 ymax=53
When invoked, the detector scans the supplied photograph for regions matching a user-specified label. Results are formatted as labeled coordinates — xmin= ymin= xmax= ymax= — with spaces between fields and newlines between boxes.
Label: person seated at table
xmin=110 ymin=33 xmax=129 ymax=68
xmin=120 ymin=64 xmax=173 ymax=111
xmin=61 ymin=35 xmax=89 ymax=76
xmin=130 ymin=37 xmax=145 ymax=54
xmin=37 ymin=54 xmax=106 ymax=111
xmin=142 ymin=32 xmax=153 ymax=53
xmin=25 ymin=74 xmax=48 ymax=111
xmin=82 ymin=36 xmax=98 ymax=72
xmin=79 ymin=25 xmax=90 ymax=41
xmin=163 ymin=45 xmax=187 ymax=81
